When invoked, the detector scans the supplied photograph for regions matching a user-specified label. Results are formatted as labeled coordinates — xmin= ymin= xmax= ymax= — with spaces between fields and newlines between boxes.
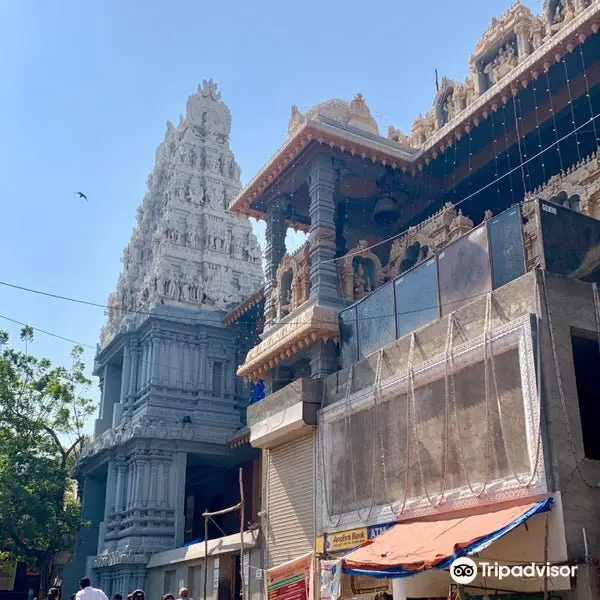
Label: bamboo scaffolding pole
xmin=202 ymin=467 xmax=246 ymax=600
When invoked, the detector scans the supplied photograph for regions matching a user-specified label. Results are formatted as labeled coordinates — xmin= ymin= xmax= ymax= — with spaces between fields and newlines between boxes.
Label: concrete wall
xmin=538 ymin=273 xmax=600 ymax=559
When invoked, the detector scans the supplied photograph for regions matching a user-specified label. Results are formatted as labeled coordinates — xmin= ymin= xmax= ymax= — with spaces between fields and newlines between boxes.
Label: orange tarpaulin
xmin=342 ymin=500 xmax=550 ymax=575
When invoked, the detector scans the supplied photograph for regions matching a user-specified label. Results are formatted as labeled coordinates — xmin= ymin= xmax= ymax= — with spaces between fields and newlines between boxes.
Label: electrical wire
xmin=0 ymin=278 xmax=528 ymax=327
xmin=0 ymin=313 xmax=95 ymax=349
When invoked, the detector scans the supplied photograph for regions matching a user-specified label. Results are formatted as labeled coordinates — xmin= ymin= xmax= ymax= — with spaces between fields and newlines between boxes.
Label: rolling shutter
xmin=267 ymin=432 xmax=315 ymax=568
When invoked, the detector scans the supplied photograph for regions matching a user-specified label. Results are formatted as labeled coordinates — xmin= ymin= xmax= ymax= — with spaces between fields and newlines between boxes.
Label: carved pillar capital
xmin=473 ymin=60 xmax=488 ymax=95
xmin=514 ymin=23 xmax=531 ymax=58
xmin=264 ymin=196 xmax=289 ymax=325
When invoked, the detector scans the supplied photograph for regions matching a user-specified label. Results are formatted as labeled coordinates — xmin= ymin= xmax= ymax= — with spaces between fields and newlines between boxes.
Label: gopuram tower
xmin=63 ymin=80 xmax=263 ymax=594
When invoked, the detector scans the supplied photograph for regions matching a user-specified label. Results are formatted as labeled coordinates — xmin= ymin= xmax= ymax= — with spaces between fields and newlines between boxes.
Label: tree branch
xmin=41 ymin=425 xmax=66 ymax=460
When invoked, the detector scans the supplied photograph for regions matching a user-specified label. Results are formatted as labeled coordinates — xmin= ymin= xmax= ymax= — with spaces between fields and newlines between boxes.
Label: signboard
xmin=0 ymin=562 xmax=17 ymax=591
xmin=326 ymin=528 xmax=368 ymax=553
xmin=395 ymin=258 xmax=439 ymax=340
xmin=316 ymin=522 xmax=395 ymax=555
xmin=438 ymin=225 xmax=491 ymax=316
xmin=538 ymin=199 xmax=600 ymax=281
xmin=212 ymin=558 xmax=220 ymax=590
xmin=342 ymin=574 xmax=391 ymax=597
xmin=339 ymin=306 xmax=359 ymax=369
xmin=243 ymin=553 xmax=250 ymax=590
xmin=367 ymin=522 xmax=394 ymax=539
xmin=320 ymin=560 xmax=342 ymax=600
xmin=266 ymin=553 xmax=313 ymax=600
xmin=357 ymin=283 xmax=395 ymax=359
xmin=488 ymin=206 xmax=526 ymax=289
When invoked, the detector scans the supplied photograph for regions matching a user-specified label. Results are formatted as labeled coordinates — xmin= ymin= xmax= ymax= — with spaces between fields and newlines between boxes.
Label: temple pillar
xmin=264 ymin=196 xmax=288 ymax=326
xmin=104 ymin=460 xmax=117 ymax=518
xmin=149 ymin=339 xmax=156 ymax=384
xmin=515 ymin=23 xmax=530 ymax=59
xmin=199 ymin=334 xmax=208 ymax=387
xmin=114 ymin=462 xmax=124 ymax=513
xmin=99 ymin=364 xmax=122 ymax=434
xmin=126 ymin=344 xmax=139 ymax=420
xmin=172 ymin=451 xmax=187 ymax=547
xmin=473 ymin=60 xmax=488 ymax=95
xmin=310 ymin=339 xmax=339 ymax=380
xmin=308 ymin=154 xmax=339 ymax=303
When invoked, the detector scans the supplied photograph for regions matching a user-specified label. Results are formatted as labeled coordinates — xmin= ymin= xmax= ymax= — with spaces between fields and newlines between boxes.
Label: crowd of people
xmin=47 ymin=576 xmax=194 ymax=600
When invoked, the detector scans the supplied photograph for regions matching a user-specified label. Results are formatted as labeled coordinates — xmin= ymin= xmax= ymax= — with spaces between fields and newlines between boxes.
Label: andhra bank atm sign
xmin=316 ymin=523 xmax=394 ymax=554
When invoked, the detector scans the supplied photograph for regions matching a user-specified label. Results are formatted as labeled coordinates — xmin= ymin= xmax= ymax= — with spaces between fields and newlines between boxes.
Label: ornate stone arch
xmin=386 ymin=231 xmax=437 ymax=280
xmin=340 ymin=241 xmax=383 ymax=301
xmin=433 ymin=78 xmax=458 ymax=128
xmin=274 ymin=242 xmax=311 ymax=318
xmin=538 ymin=181 xmax=587 ymax=212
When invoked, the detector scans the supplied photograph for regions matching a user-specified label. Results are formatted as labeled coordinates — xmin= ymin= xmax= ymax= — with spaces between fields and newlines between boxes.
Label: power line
xmin=2 ymin=111 xmax=596 ymax=351
xmin=0 ymin=277 xmax=512 ymax=326
xmin=0 ymin=314 xmax=95 ymax=349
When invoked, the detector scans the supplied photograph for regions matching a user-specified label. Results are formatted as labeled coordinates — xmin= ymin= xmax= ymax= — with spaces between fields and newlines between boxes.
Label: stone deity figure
xmin=444 ymin=94 xmax=455 ymax=122
xmin=554 ymin=2 xmax=564 ymax=23
xmin=353 ymin=262 xmax=372 ymax=299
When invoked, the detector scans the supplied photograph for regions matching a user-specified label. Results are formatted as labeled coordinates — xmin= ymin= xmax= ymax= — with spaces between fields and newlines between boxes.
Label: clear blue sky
xmin=0 ymin=0 xmax=540 ymax=424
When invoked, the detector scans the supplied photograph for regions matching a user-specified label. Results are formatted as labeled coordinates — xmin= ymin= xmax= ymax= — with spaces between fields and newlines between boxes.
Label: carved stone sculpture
xmin=100 ymin=81 xmax=263 ymax=348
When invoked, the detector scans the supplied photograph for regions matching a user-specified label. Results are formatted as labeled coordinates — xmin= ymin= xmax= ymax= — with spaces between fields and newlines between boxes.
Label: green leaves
xmin=0 ymin=328 xmax=96 ymax=564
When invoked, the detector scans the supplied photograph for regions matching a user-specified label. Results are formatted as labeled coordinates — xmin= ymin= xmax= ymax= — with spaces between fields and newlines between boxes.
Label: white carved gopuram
xmin=101 ymin=79 xmax=263 ymax=347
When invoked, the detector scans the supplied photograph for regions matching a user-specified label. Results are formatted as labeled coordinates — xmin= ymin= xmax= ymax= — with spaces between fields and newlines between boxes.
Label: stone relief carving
xmin=339 ymin=241 xmax=383 ymax=301
xmin=100 ymin=81 xmax=263 ymax=348
xmin=484 ymin=42 xmax=519 ymax=85
xmin=382 ymin=202 xmax=474 ymax=280
xmin=526 ymin=149 xmax=600 ymax=219
xmin=274 ymin=242 xmax=311 ymax=319
xmin=383 ymin=0 xmax=589 ymax=149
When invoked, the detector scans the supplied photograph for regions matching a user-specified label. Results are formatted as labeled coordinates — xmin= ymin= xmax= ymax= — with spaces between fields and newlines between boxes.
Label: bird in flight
xmin=74 ymin=191 xmax=88 ymax=201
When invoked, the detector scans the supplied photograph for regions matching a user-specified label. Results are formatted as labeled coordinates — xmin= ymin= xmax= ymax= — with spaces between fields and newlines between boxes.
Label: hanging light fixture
xmin=372 ymin=193 xmax=401 ymax=226
xmin=371 ymin=166 xmax=405 ymax=226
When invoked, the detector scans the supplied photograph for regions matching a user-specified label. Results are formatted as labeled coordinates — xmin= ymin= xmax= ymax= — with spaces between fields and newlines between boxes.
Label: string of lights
xmin=319 ymin=109 xmax=600 ymax=263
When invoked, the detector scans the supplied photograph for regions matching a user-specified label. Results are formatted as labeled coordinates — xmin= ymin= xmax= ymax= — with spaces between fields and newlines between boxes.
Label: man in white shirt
xmin=75 ymin=577 xmax=109 ymax=600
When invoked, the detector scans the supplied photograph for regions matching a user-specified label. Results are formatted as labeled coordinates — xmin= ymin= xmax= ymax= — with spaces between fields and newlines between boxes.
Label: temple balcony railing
xmin=339 ymin=198 xmax=600 ymax=369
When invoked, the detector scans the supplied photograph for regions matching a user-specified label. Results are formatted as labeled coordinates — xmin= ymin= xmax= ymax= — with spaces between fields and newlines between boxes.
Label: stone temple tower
xmin=63 ymin=80 xmax=263 ymax=594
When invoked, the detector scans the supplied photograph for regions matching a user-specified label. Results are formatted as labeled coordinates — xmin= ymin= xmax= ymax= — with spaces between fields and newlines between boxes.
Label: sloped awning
xmin=342 ymin=498 xmax=553 ymax=579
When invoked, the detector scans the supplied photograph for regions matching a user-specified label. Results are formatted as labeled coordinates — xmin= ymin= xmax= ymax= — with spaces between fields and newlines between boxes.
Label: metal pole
xmin=239 ymin=467 xmax=246 ymax=600
xmin=543 ymin=512 xmax=549 ymax=600
xmin=204 ymin=513 xmax=208 ymax=600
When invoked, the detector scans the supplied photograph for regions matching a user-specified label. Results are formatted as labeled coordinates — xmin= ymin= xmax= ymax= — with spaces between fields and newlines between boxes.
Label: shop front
xmin=316 ymin=524 xmax=396 ymax=600
xmin=314 ymin=495 xmax=583 ymax=600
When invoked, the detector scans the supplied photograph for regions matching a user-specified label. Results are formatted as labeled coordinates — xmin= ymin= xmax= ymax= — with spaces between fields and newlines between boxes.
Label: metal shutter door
xmin=267 ymin=432 xmax=315 ymax=568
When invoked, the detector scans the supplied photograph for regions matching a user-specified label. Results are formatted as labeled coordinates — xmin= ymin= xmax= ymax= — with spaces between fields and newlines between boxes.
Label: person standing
xmin=75 ymin=578 xmax=109 ymax=600
xmin=176 ymin=588 xmax=193 ymax=600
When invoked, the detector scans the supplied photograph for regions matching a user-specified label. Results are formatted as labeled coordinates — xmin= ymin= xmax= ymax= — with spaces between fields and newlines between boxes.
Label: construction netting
xmin=319 ymin=312 xmax=542 ymax=524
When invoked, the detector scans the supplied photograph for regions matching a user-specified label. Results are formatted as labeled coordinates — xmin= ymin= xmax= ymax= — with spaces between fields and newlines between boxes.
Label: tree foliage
xmin=0 ymin=327 xmax=96 ymax=565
